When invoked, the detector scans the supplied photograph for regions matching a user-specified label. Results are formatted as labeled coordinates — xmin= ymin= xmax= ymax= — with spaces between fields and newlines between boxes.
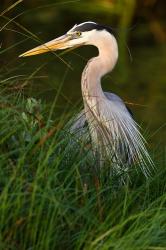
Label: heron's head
xmin=19 ymin=21 xmax=116 ymax=57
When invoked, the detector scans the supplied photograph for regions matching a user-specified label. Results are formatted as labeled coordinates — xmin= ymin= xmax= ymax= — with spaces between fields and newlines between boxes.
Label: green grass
xmin=0 ymin=87 xmax=165 ymax=250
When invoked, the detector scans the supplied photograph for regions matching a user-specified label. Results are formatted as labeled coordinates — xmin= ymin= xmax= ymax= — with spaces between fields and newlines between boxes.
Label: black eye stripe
xmin=73 ymin=22 xmax=116 ymax=36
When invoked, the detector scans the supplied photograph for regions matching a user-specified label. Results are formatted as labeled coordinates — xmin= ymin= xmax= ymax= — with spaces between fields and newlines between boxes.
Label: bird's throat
xmin=81 ymin=32 xmax=118 ymax=109
xmin=81 ymin=32 xmax=118 ymax=122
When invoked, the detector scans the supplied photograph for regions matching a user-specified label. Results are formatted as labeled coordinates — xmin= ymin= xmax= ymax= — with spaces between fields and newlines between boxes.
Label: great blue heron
xmin=19 ymin=21 xmax=154 ymax=177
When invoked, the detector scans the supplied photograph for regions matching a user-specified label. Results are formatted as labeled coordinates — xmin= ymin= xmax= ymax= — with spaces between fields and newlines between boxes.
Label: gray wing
xmin=69 ymin=110 xmax=87 ymax=132
xmin=104 ymin=92 xmax=133 ymax=117
xmin=70 ymin=92 xmax=132 ymax=132
xmin=68 ymin=92 xmax=153 ymax=176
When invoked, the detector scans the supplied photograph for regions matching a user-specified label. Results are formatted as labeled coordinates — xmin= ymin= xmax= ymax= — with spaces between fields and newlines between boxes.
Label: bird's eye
xmin=76 ymin=31 xmax=82 ymax=37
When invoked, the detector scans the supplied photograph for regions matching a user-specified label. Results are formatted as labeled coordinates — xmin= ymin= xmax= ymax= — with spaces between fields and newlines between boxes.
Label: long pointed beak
xmin=19 ymin=34 xmax=71 ymax=57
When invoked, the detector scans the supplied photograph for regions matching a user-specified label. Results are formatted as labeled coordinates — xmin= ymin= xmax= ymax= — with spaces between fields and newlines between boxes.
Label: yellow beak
xmin=19 ymin=35 xmax=71 ymax=57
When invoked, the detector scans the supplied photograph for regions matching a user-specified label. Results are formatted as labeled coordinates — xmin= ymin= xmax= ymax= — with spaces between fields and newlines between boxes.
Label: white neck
xmin=81 ymin=30 xmax=118 ymax=103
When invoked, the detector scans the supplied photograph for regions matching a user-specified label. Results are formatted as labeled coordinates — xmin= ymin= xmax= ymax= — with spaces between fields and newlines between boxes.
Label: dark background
xmin=0 ymin=0 xmax=166 ymax=152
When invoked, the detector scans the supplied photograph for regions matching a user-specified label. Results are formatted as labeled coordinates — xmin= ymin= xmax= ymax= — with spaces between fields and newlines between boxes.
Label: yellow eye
xmin=76 ymin=31 xmax=82 ymax=37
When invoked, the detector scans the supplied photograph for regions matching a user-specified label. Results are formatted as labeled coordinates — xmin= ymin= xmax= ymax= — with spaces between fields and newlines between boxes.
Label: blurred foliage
xmin=0 ymin=0 xmax=165 ymax=148
xmin=1 ymin=0 xmax=166 ymax=49
xmin=1 ymin=0 xmax=165 ymax=73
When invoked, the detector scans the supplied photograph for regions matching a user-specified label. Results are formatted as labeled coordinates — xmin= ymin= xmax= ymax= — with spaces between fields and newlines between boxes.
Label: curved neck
xmin=81 ymin=32 xmax=118 ymax=102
